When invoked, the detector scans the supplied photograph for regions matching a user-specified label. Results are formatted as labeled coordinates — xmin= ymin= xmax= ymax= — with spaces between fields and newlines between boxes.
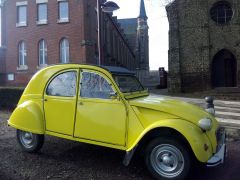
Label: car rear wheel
xmin=145 ymin=137 xmax=191 ymax=180
xmin=16 ymin=129 xmax=44 ymax=153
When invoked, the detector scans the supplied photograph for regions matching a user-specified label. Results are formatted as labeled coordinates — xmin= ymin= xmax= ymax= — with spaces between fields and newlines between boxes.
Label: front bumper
xmin=207 ymin=128 xmax=226 ymax=167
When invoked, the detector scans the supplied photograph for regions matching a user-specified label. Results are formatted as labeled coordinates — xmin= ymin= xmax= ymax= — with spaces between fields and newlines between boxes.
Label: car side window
xmin=80 ymin=71 xmax=114 ymax=99
xmin=46 ymin=71 xmax=77 ymax=97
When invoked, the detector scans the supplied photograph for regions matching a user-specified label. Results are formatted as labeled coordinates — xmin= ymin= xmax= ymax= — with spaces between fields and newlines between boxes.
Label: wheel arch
xmin=8 ymin=100 xmax=45 ymax=134
xmin=127 ymin=119 xmax=213 ymax=164
xmin=137 ymin=127 xmax=195 ymax=158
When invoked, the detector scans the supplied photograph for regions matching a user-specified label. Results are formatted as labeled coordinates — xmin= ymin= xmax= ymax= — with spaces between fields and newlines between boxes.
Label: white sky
xmin=0 ymin=0 xmax=169 ymax=70
xmin=112 ymin=0 xmax=169 ymax=70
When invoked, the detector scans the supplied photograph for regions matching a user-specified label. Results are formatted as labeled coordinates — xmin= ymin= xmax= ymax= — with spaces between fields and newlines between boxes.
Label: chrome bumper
xmin=207 ymin=128 xmax=226 ymax=167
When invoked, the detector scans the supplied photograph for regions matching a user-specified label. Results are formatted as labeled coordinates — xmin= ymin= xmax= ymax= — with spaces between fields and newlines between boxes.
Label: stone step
xmin=214 ymin=100 xmax=240 ymax=108
xmin=215 ymin=106 xmax=240 ymax=113
xmin=213 ymin=87 xmax=240 ymax=93
xmin=217 ymin=118 xmax=240 ymax=129
xmin=216 ymin=114 xmax=240 ymax=121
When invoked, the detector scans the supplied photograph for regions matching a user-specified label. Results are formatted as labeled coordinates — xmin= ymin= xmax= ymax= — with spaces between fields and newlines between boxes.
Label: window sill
xmin=36 ymin=20 xmax=48 ymax=25
xmin=36 ymin=0 xmax=48 ymax=4
xmin=57 ymin=19 xmax=69 ymax=24
xmin=37 ymin=64 xmax=48 ymax=69
xmin=16 ymin=23 xmax=27 ymax=27
xmin=17 ymin=65 xmax=28 ymax=71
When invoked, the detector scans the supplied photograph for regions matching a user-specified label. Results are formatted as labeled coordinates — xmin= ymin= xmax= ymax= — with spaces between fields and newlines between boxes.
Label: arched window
xmin=18 ymin=41 xmax=27 ymax=66
xmin=210 ymin=1 xmax=233 ymax=25
xmin=60 ymin=38 xmax=69 ymax=63
xmin=39 ymin=39 xmax=47 ymax=65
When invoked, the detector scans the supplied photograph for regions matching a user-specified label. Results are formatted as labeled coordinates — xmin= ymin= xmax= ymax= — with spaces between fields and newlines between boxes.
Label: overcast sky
xmin=0 ymin=0 xmax=169 ymax=70
xmin=112 ymin=0 xmax=169 ymax=70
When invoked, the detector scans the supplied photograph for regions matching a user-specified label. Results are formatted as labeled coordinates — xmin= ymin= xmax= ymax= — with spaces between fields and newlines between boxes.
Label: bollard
xmin=205 ymin=96 xmax=214 ymax=109
xmin=205 ymin=96 xmax=215 ymax=116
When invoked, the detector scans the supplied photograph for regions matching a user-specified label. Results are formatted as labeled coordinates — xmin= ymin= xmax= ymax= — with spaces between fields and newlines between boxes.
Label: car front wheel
xmin=145 ymin=137 xmax=191 ymax=180
xmin=16 ymin=129 xmax=44 ymax=153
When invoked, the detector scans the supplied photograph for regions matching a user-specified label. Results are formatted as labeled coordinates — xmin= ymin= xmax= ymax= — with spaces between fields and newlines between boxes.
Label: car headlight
xmin=198 ymin=118 xmax=212 ymax=131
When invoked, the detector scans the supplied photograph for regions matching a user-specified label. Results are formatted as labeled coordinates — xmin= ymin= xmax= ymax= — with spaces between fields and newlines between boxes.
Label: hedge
xmin=0 ymin=87 xmax=24 ymax=110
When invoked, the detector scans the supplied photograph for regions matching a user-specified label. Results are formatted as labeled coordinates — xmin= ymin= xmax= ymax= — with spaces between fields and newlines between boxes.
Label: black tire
xmin=16 ymin=129 xmax=44 ymax=153
xmin=145 ymin=137 xmax=191 ymax=180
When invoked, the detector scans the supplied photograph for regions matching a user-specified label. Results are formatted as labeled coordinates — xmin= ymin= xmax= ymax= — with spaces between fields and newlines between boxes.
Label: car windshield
xmin=113 ymin=75 xmax=145 ymax=93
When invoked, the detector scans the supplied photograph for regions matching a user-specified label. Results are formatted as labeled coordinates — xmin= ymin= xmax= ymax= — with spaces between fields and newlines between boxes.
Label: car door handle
xmin=44 ymin=99 xmax=47 ymax=102
xmin=78 ymin=102 xmax=83 ymax=105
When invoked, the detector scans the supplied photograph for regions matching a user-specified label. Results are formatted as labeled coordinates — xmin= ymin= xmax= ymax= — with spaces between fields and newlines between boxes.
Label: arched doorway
xmin=212 ymin=49 xmax=237 ymax=88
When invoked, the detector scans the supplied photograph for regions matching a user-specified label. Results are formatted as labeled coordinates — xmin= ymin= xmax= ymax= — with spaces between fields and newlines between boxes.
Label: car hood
xmin=129 ymin=95 xmax=213 ymax=124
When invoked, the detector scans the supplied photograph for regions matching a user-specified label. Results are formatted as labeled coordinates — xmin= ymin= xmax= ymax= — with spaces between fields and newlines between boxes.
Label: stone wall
xmin=167 ymin=0 xmax=240 ymax=92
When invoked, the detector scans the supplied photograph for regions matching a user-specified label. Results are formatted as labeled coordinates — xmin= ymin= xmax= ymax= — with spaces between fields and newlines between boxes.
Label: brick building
xmin=0 ymin=0 xmax=149 ymax=86
xmin=0 ymin=47 xmax=6 ymax=83
xmin=167 ymin=0 xmax=240 ymax=92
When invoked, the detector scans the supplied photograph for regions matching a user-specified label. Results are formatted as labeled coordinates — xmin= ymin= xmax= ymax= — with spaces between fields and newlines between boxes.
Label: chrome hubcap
xmin=150 ymin=144 xmax=184 ymax=178
xmin=20 ymin=131 xmax=34 ymax=148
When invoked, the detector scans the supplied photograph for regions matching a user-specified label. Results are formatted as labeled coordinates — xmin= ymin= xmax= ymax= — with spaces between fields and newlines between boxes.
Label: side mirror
xmin=109 ymin=92 xmax=118 ymax=100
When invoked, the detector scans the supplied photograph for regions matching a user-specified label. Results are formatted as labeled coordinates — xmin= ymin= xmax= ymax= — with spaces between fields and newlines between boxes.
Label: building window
xmin=60 ymin=38 xmax=70 ymax=63
xmin=210 ymin=1 xmax=233 ymax=25
xmin=7 ymin=73 xmax=15 ymax=81
xmin=17 ymin=5 xmax=27 ymax=27
xmin=37 ymin=3 xmax=47 ymax=24
xmin=39 ymin=39 xmax=47 ymax=66
xmin=58 ymin=1 xmax=69 ymax=23
xmin=18 ymin=41 xmax=28 ymax=70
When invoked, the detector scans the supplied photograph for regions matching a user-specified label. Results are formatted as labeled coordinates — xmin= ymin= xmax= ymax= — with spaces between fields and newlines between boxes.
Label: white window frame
xmin=39 ymin=39 xmax=47 ymax=66
xmin=16 ymin=4 xmax=27 ymax=27
xmin=58 ymin=0 xmax=69 ymax=23
xmin=7 ymin=73 xmax=15 ymax=81
xmin=37 ymin=3 xmax=48 ymax=25
xmin=60 ymin=38 xmax=70 ymax=63
xmin=17 ymin=41 xmax=28 ymax=70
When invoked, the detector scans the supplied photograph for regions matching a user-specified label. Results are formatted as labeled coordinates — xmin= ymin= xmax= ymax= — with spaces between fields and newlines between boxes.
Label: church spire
xmin=138 ymin=0 xmax=147 ymax=19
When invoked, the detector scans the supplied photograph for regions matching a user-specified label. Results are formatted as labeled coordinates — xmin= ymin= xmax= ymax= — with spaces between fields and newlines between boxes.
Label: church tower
xmin=136 ymin=0 xmax=149 ymax=71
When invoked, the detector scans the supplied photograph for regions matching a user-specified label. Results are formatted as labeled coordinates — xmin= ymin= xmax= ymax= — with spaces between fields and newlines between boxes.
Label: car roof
xmin=101 ymin=66 xmax=135 ymax=75
xmin=46 ymin=64 xmax=135 ymax=75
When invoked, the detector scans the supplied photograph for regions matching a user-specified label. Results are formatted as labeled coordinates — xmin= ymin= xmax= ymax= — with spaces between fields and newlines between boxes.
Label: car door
xmin=44 ymin=70 xmax=78 ymax=136
xmin=74 ymin=70 xmax=127 ymax=146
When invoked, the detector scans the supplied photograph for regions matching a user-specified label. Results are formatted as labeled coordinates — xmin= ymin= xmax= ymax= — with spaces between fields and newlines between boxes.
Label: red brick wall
xmin=5 ymin=0 xmax=87 ymax=85
xmin=0 ymin=47 xmax=6 ymax=85
xmin=3 ymin=0 xmax=136 ymax=86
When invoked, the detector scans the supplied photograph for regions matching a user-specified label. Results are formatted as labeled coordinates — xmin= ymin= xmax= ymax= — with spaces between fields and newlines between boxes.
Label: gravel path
xmin=1 ymin=111 xmax=240 ymax=180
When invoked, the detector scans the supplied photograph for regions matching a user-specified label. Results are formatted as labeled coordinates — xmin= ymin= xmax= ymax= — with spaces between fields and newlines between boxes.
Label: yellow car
xmin=8 ymin=64 xmax=226 ymax=180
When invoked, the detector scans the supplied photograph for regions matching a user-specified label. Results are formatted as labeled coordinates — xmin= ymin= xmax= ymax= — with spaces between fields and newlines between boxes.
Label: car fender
xmin=8 ymin=100 xmax=45 ymax=134
xmin=127 ymin=119 xmax=213 ymax=163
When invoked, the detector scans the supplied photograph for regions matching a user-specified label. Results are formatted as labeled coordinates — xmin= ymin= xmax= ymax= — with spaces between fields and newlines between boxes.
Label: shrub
xmin=0 ymin=87 xmax=24 ymax=110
